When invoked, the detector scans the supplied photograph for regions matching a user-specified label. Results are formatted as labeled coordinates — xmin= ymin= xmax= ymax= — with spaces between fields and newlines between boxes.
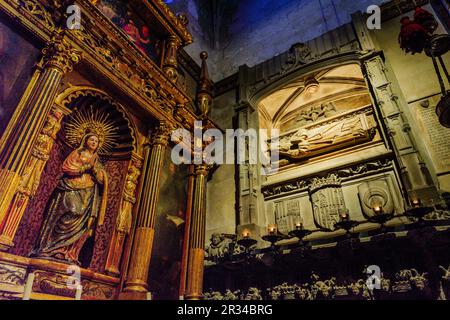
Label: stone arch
xmin=247 ymin=54 xmax=370 ymax=131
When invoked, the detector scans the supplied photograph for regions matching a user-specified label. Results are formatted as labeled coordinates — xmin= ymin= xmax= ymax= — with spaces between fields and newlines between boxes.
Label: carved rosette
xmin=42 ymin=32 xmax=82 ymax=74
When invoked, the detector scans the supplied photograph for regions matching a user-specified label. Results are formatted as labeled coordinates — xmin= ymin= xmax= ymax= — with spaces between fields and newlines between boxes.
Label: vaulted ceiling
xmin=258 ymin=63 xmax=372 ymax=130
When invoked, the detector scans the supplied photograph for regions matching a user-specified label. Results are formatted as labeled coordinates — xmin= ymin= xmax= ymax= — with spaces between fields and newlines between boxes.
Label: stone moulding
xmin=262 ymin=159 xmax=394 ymax=199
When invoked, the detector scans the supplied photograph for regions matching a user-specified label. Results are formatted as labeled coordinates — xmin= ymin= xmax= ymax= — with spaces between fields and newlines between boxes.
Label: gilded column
xmin=178 ymin=165 xmax=195 ymax=298
xmin=105 ymin=153 xmax=143 ymax=276
xmin=184 ymin=163 xmax=210 ymax=300
xmin=0 ymin=32 xmax=81 ymax=238
xmin=163 ymin=35 xmax=181 ymax=83
xmin=121 ymin=122 xmax=172 ymax=299
xmin=0 ymin=106 xmax=68 ymax=250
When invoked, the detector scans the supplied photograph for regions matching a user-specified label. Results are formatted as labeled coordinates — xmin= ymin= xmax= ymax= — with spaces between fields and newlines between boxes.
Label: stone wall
xmin=168 ymin=0 xmax=387 ymax=81
xmin=372 ymin=4 xmax=450 ymax=191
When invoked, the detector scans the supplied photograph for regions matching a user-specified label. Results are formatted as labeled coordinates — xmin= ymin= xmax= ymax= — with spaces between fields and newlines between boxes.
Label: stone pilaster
xmin=363 ymin=54 xmax=439 ymax=204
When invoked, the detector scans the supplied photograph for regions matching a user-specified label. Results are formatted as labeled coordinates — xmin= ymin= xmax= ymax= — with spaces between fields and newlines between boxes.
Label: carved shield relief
xmin=309 ymin=174 xmax=346 ymax=231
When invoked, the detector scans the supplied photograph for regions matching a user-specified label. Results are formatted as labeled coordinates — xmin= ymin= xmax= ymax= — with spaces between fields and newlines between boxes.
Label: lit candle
xmin=22 ymin=272 xmax=35 ymax=300
xmin=242 ymin=230 xmax=250 ymax=239
xmin=296 ymin=222 xmax=303 ymax=230
xmin=146 ymin=292 xmax=153 ymax=300
xmin=339 ymin=209 xmax=349 ymax=222
xmin=75 ymin=285 xmax=82 ymax=300
xmin=412 ymin=199 xmax=421 ymax=208
xmin=373 ymin=206 xmax=383 ymax=215
xmin=268 ymin=225 xmax=277 ymax=235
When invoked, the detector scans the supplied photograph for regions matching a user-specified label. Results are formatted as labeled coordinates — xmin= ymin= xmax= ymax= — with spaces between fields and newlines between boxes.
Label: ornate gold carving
xmin=12 ymin=0 xmax=56 ymax=32
xmin=151 ymin=0 xmax=193 ymax=44
xmin=0 ymin=107 xmax=66 ymax=250
xmin=42 ymin=31 xmax=82 ymax=74
xmin=163 ymin=35 xmax=181 ymax=83
xmin=151 ymin=122 xmax=174 ymax=147
xmin=0 ymin=263 xmax=26 ymax=286
xmin=197 ymin=52 xmax=213 ymax=119
xmin=117 ymin=157 xmax=142 ymax=234
xmin=65 ymin=106 xmax=119 ymax=156
xmin=32 ymin=270 xmax=115 ymax=299
xmin=19 ymin=107 xmax=64 ymax=196
xmin=194 ymin=164 xmax=211 ymax=177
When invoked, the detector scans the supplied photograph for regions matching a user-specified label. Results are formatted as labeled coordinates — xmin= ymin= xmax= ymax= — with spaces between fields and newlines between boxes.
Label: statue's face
xmin=86 ymin=135 xmax=99 ymax=151
xmin=211 ymin=234 xmax=220 ymax=245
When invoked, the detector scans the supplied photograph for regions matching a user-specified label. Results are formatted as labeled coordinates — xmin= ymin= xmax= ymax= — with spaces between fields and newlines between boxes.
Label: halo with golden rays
xmin=65 ymin=106 xmax=119 ymax=155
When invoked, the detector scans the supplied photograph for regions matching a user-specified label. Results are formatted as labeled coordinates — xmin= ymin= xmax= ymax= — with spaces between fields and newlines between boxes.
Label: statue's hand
xmin=80 ymin=163 xmax=92 ymax=173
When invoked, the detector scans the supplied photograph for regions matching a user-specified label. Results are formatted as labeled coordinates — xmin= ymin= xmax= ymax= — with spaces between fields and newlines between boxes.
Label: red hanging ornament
xmin=398 ymin=16 xmax=431 ymax=54
xmin=414 ymin=6 xmax=439 ymax=35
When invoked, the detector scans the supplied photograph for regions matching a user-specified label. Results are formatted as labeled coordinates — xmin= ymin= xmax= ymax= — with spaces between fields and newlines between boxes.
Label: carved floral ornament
xmin=42 ymin=31 xmax=82 ymax=74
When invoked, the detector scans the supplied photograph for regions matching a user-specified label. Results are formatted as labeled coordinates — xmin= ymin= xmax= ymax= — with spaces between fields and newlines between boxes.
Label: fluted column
xmin=184 ymin=163 xmax=210 ymax=300
xmin=0 ymin=106 xmax=68 ymax=250
xmin=178 ymin=165 xmax=195 ymax=298
xmin=0 ymin=31 xmax=81 ymax=239
xmin=121 ymin=122 xmax=172 ymax=299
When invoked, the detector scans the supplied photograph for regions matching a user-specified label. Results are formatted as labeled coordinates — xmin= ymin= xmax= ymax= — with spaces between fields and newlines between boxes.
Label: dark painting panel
xmin=95 ymin=0 xmax=162 ymax=63
xmin=0 ymin=18 xmax=40 ymax=137
xmin=148 ymin=148 xmax=188 ymax=300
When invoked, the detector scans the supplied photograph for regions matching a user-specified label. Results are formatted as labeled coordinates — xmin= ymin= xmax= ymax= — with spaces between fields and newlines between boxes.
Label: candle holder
xmin=405 ymin=206 xmax=434 ymax=223
xmin=262 ymin=233 xmax=285 ymax=247
xmin=288 ymin=228 xmax=313 ymax=243
xmin=237 ymin=230 xmax=257 ymax=251
xmin=334 ymin=219 xmax=359 ymax=238
xmin=367 ymin=206 xmax=393 ymax=232
xmin=367 ymin=212 xmax=393 ymax=224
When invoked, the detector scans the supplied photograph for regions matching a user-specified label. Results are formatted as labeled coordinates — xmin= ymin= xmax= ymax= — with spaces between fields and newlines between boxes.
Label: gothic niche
xmin=24 ymin=92 xmax=135 ymax=270
xmin=358 ymin=179 xmax=395 ymax=218
xmin=309 ymin=174 xmax=346 ymax=231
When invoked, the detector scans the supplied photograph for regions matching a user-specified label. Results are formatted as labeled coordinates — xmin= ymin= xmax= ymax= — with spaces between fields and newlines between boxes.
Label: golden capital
xmin=42 ymin=31 xmax=82 ymax=74
xmin=150 ymin=122 xmax=174 ymax=147
xmin=193 ymin=164 xmax=211 ymax=176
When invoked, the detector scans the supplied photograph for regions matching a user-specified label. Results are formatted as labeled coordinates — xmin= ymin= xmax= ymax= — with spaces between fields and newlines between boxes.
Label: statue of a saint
xmin=31 ymin=132 xmax=109 ymax=265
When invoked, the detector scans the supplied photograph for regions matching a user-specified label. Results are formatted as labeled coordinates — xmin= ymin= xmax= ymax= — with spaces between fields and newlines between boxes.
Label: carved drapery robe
xmin=32 ymin=148 xmax=108 ymax=264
